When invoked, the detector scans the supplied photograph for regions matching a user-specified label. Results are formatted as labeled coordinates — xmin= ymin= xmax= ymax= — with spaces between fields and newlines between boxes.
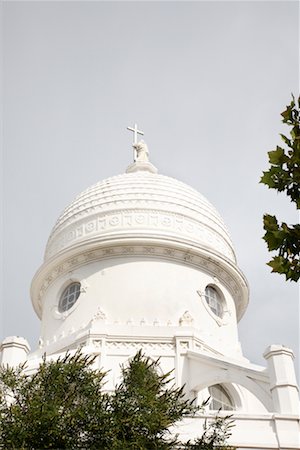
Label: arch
xmin=196 ymin=382 xmax=243 ymax=411
xmin=208 ymin=383 xmax=237 ymax=411
xmin=188 ymin=362 xmax=272 ymax=412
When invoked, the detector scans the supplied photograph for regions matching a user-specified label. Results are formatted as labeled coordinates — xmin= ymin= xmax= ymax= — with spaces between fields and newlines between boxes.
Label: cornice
xmin=30 ymin=325 xmax=227 ymax=361
xmin=31 ymin=238 xmax=249 ymax=322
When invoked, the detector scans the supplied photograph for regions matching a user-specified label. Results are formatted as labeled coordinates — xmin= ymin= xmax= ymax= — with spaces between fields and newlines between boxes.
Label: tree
xmin=0 ymin=351 xmax=235 ymax=449
xmin=184 ymin=413 xmax=235 ymax=450
xmin=109 ymin=350 xmax=196 ymax=449
xmin=0 ymin=352 xmax=112 ymax=449
xmin=260 ymin=95 xmax=300 ymax=281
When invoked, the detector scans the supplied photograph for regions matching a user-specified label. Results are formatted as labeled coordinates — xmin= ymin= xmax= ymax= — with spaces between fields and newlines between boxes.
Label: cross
xmin=127 ymin=123 xmax=144 ymax=145
xmin=127 ymin=123 xmax=144 ymax=162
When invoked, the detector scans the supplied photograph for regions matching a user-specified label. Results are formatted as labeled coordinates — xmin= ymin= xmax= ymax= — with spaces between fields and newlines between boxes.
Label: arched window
xmin=208 ymin=384 xmax=234 ymax=410
xmin=205 ymin=285 xmax=224 ymax=318
xmin=58 ymin=282 xmax=81 ymax=313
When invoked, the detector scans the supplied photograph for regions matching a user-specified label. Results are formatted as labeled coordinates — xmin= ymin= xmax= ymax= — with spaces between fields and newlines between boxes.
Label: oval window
xmin=58 ymin=282 xmax=81 ymax=313
xmin=205 ymin=285 xmax=224 ymax=318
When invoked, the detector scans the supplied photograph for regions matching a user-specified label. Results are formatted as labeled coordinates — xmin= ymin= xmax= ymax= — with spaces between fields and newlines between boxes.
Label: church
xmin=1 ymin=126 xmax=299 ymax=449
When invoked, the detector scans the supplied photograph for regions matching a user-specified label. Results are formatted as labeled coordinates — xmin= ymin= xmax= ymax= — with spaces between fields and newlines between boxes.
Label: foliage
xmin=0 ymin=350 xmax=235 ymax=449
xmin=0 ymin=352 xmax=111 ymax=449
xmin=184 ymin=412 xmax=235 ymax=449
xmin=260 ymin=95 xmax=300 ymax=281
xmin=109 ymin=350 xmax=196 ymax=449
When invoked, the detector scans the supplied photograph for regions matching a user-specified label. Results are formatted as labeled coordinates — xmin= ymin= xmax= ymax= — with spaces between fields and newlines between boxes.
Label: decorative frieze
xmin=92 ymin=340 xmax=102 ymax=349
xmin=106 ymin=341 xmax=174 ymax=352
xmin=180 ymin=341 xmax=190 ymax=349
xmin=46 ymin=209 xmax=235 ymax=262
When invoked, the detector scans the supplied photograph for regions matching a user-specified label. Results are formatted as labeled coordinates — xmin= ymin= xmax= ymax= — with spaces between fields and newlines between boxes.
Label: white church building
xmin=1 ymin=129 xmax=299 ymax=448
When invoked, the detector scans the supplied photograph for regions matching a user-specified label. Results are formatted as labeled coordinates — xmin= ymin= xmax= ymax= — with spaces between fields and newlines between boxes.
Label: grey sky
xmin=1 ymin=1 xmax=299 ymax=375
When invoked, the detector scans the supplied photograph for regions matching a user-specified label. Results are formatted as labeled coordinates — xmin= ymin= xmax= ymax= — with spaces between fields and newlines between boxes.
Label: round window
xmin=58 ymin=282 xmax=81 ymax=313
xmin=204 ymin=285 xmax=224 ymax=318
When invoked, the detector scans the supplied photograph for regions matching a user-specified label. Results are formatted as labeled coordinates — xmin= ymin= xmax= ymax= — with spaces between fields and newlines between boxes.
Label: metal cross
xmin=127 ymin=123 xmax=144 ymax=145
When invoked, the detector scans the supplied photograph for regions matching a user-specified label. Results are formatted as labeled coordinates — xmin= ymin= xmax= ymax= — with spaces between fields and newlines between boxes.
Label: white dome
xmin=32 ymin=158 xmax=248 ymax=323
xmin=45 ymin=169 xmax=236 ymax=263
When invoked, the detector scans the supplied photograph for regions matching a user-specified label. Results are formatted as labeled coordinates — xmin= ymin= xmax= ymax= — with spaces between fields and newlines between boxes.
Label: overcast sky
xmin=1 ymin=1 xmax=299 ymax=376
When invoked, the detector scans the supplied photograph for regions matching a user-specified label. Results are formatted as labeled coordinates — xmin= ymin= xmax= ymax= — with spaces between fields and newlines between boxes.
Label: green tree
xmin=0 ymin=351 xmax=235 ymax=449
xmin=109 ymin=350 xmax=196 ymax=449
xmin=184 ymin=413 xmax=235 ymax=450
xmin=0 ymin=352 xmax=111 ymax=449
xmin=260 ymin=95 xmax=300 ymax=281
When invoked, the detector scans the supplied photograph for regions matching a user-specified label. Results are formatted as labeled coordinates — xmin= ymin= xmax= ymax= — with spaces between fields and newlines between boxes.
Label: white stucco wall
xmin=39 ymin=256 xmax=241 ymax=358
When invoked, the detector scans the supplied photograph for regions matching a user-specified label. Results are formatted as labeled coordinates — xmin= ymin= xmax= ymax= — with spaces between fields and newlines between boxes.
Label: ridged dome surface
xmin=45 ymin=171 xmax=236 ymax=263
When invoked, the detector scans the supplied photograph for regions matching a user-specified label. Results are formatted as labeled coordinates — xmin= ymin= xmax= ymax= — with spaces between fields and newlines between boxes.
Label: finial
xmin=133 ymin=140 xmax=149 ymax=163
xmin=125 ymin=124 xmax=158 ymax=174
xmin=127 ymin=123 xmax=144 ymax=161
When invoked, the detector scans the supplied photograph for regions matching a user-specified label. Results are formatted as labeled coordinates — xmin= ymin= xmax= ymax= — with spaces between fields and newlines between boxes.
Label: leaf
xmin=260 ymin=171 xmax=276 ymax=188
xmin=267 ymin=256 xmax=287 ymax=274
xmin=281 ymin=107 xmax=293 ymax=122
xmin=268 ymin=147 xmax=288 ymax=165
xmin=263 ymin=214 xmax=278 ymax=231
xmin=280 ymin=134 xmax=292 ymax=148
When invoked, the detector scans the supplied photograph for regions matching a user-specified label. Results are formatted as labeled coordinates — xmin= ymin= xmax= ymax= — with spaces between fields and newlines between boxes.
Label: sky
xmin=1 ymin=1 xmax=299 ymax=376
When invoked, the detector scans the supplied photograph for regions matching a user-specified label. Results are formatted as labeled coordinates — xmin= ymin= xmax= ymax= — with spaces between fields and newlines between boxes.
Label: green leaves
xmin=0 ymin=351 xmax=234 ymax=450
xmin=263 ymin=214 xmax=300 ymax=282
xmin=260 ymin=97 xmax=300 ymax=206
xmin=109 ymin=350 xmax=197 ymax=449
xmin=185 ymin=412 xmax=235 ymax=449
xmin=261 ymin=95 xmax=300 ymax=282
xmin=0 ymin=352 xmax=110 ymax=450
xmin=263 ymin=215 xmax=283 ymax=251
xmin=268 ymin=146 xmax=289 ymax=165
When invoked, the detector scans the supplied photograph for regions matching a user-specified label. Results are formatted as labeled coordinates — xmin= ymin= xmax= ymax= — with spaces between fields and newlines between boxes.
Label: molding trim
xmin=31 ymin=241 xmax=249 ymax=322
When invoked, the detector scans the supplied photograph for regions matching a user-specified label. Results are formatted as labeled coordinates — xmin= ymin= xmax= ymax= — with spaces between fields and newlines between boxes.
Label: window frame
xmin=205 ymin=285 xmax=224 ymax=318
xmin=198 ymin=283 xmax=229 ymax=326
xmin=208 ymin=384 xmax=234 ymax=411
xmin=58 ymin=282 xmax=81 ymax=313
xmin=52 ymin=276 xmax=87 ymax=320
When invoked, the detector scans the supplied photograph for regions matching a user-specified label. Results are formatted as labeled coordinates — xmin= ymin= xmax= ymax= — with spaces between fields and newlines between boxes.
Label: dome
xmin=31 ymin=150 xmax=248 ymax=323
xmin=45 ymin=167 xmax=236 ymax=263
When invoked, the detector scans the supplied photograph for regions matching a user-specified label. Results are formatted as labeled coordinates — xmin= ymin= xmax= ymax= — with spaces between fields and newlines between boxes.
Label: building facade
xmin=1 ymin=139 xmax=299 ymax=448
